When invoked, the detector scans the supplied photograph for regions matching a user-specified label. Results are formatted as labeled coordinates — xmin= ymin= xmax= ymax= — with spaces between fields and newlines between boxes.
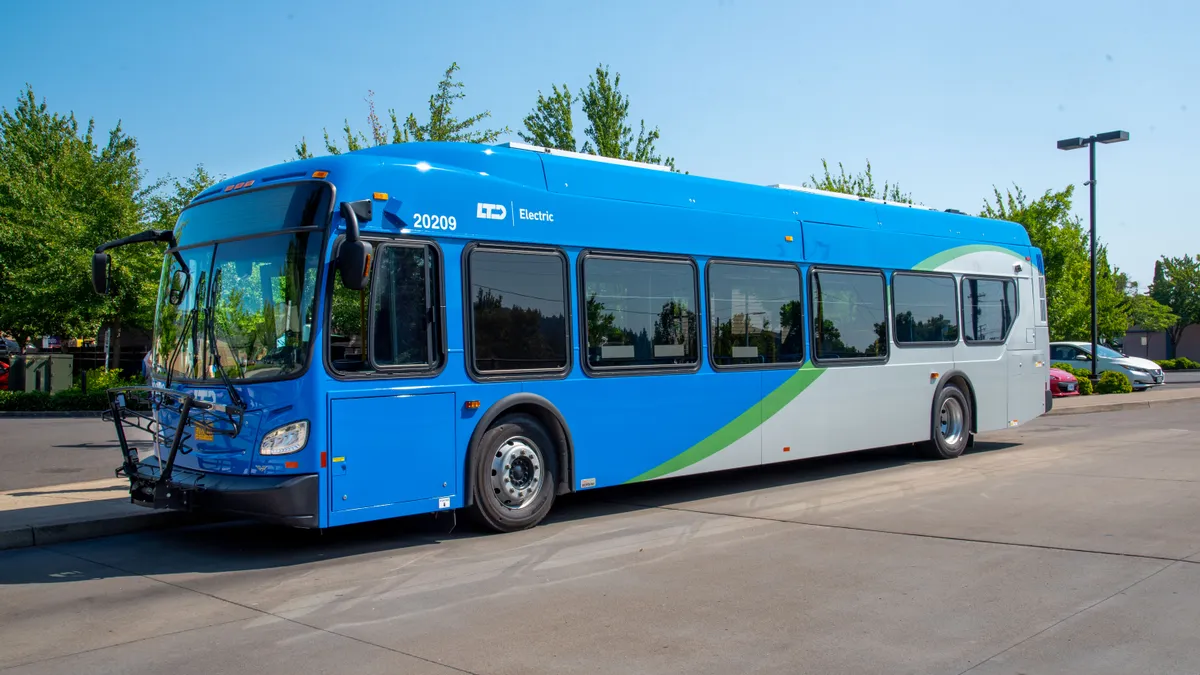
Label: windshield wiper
xmin=203 ymin=268 xmax=246 ymax=411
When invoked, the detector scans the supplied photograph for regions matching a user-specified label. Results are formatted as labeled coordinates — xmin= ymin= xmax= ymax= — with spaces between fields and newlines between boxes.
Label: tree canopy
xmin=804 ymin=159 xmax=912 ymax=203
xmin=1150 ymin=254 xmax=1200 ymax=355
xmin=0 ymin=86 xmax=216 ymax=350
xmin=520 ymin=64 xmax=676 ymax=170
xmin=296 ymin=62 xmax=508 ymax=159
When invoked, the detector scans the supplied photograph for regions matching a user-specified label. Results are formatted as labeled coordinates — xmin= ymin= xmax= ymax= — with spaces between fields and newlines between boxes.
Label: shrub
xmin=1156 ymin=359 xmax=1178 ymax=370
xmin=1052 ymin=363 xmax=1094 ymax=395
xmin=1096 ymin=370 xmax=1133 ymax=394
xmin=78 ymin=367 xmax=142 ymax=392
xmin=1075 ymin=375 xmax=1094 ymax=396
xmin=1178 ymin=357 xmax=1200 ymax=370
xmin=0 ymin=388 xmax=111 ymax=412
xmin=0 ymin=390 xmax=53 ymax=411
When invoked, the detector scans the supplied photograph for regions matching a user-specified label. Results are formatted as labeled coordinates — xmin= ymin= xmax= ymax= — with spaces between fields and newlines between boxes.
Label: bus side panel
xmin=531 ymin=370 xmax=764 ymax=489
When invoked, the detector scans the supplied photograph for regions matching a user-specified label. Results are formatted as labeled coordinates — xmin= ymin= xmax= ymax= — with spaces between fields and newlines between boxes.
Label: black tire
xmin=467 ymin=413 xmax=557 ymax=533
xmin=922 ymin=384 xmax=971 ymax=459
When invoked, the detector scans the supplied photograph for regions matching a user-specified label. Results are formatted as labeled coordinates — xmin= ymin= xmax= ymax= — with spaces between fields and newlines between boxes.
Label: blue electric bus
xmin=92 ymin=141 xmax=1050 ymax=532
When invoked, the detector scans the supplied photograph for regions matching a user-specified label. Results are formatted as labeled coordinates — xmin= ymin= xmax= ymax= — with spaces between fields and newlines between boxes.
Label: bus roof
xmin=199 ymin=141 xmax=1031 ymax=248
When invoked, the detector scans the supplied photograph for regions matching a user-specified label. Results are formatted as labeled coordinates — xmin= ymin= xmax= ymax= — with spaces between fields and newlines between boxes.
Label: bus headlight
xmin=260 ymin=420 xmax=309 ymax=456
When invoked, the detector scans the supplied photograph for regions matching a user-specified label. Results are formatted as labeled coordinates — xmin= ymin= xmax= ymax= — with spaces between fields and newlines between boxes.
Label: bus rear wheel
xmin=923 ymin=384 xmax=971 ymax=459
xmin=468 ymin=413 xmax=557 ymax=533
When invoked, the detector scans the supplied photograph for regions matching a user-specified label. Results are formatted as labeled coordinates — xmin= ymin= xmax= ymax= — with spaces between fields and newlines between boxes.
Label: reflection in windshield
xmin=153 ymin=232 xmax=321 ymax=382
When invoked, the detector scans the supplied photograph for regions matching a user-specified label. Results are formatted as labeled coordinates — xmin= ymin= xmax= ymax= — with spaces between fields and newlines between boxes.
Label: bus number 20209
xmin=412 ymin=214 xmax=457 ymax=231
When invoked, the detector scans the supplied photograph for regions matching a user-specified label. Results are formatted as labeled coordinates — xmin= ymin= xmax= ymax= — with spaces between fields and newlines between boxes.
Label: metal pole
xmin=1089 ymin=139 xmax=1098 ymax=382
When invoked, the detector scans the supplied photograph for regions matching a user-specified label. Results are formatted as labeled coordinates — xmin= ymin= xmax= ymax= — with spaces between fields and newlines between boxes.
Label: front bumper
xmin=127 ymin=457 xmax=320 ymax=527
xmin=1128 ymin=370 xmax=1165 ymax=387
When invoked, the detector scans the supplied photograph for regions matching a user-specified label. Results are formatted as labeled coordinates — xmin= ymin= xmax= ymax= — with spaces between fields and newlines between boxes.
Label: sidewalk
xmin=1047 ymin=386 xmax=1200 ymax=415
xmin=0 ymin=478 xmax=196 ymax=550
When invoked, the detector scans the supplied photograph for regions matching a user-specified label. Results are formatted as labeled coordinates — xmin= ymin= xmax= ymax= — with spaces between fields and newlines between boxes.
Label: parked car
xmin=1049 ymin=341 xmax=1165 ymax=390
xmin=1048 ymin=367 xmax=1079 ymax=397
xmin=0 ymin=337 xmax=19 ymax=364
xmin=0 ymin=360 xmax=9 ymax=390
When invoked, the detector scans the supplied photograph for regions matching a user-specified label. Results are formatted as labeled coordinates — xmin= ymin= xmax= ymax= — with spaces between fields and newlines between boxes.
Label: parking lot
xmin=2 ymin=404 xmax=1200 ymax=674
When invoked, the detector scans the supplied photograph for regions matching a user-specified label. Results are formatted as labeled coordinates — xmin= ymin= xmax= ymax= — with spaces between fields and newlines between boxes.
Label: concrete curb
xmin=1047 ymin=394 xmax=1200 ymax=416
xmin=0 ymin=510 xmax=203 ymax=551
xmin=0 ymin=411 xmax=105 ymax=419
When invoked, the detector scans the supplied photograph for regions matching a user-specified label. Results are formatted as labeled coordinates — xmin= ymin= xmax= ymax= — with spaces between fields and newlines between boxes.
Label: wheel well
xmin=943 ymin=373 xmax=978 ymax=433
xmin=465 ymin=397 xmax=574 ymax=506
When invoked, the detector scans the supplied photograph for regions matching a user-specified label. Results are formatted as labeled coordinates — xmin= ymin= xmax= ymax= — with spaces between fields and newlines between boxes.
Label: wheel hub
xmin=489 ymin=437 xmax=543 ymax=510
xmin=939 ymin=397 xmax=965 ymax=446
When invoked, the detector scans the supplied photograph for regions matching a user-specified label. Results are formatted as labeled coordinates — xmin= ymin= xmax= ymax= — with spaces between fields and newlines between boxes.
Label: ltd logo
xmin=476 ymin=202 xmax=507 ymax=220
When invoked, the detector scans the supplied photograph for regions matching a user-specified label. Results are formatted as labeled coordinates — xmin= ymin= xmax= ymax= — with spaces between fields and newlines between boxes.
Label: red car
xmin=0 ymin=361 xmax=8 ymax=390
xmin=1049 ymin=367 xmax=1079 ymax=397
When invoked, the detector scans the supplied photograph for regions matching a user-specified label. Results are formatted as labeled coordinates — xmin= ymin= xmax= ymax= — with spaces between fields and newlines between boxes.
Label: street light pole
xmin=1089 ymin=139 xmax=1097 ymax=382
xmin=1056 ymin=130 xmax=1129 ymax=382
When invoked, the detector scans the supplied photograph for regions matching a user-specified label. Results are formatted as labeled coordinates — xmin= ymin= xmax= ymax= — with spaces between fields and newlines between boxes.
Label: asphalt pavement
xmin=0 ymin=418 xmax=151 ymax=491
xmin=3 ymin=404 xmax=1200 ymax=674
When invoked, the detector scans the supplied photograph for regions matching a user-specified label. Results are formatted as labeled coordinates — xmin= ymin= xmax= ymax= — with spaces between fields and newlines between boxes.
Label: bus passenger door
xmin=329 ymin=393 xmax=457 ymax=512
xmin=1006 ymin=268 xmax=1046 ymax=426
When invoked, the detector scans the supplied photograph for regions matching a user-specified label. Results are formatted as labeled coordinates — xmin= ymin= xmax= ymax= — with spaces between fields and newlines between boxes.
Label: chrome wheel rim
xmin=939 ymin=397 xmax=965 ymax=447
xmin=490 ymin=436 xmax=543 ymax=510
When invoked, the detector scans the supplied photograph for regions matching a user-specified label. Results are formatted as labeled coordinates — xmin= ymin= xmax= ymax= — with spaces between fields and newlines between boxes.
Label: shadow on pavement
xmin=0 ymin=440 xmax=1021 ymax=586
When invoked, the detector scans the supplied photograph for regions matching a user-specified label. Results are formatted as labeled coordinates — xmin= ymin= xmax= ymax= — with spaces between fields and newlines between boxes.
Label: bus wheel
xmin=468 ymin=413 xmax=557 ymax=532
xmin=923 ymin=384 xmax=971 ymax=459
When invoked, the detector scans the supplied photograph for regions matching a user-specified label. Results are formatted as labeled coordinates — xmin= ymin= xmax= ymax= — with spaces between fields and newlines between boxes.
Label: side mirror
xmin=1075 ymin=353 xmax=1090 ymax=361
xmin=91 ymin=253 xmax=111 ymax=295
xmin=167 ymin=269 xmax=190 ymax=305
xmin=337 ymin=240 xmax=373 ymax=291
xmin=336 ymin=199 xmax=374 ymax=292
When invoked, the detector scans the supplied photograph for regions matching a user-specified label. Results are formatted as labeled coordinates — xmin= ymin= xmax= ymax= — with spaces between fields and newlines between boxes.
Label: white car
xmin=1049 ymin=341 xmax=1165 ymax=390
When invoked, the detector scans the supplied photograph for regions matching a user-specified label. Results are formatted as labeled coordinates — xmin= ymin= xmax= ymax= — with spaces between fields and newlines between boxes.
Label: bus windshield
xmin=152 ymin=183 xmax=330 ymax=382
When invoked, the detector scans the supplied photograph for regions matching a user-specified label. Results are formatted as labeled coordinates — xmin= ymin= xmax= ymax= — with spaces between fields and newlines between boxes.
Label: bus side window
xmin=329 ymin=243 xmax=442 ymax=374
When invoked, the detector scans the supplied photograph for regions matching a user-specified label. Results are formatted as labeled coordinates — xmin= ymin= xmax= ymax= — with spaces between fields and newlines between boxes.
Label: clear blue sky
xmin=3 ymin=0 xmax=1195 ymax=287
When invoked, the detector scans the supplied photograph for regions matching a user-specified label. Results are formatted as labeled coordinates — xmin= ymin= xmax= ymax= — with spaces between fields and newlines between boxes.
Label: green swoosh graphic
xmin=625 ymin=364 xmax=825 ymax=483
xmin=913 ymin=244 xmax=1024 ymax=271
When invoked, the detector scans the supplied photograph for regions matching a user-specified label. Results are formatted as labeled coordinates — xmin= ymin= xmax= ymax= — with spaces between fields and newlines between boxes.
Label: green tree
xmin=0 ymin=85 xmax=159 ymax=354
xmin=980 ymin=184 xmax=1127 ymax=342
xmin=520 ymin=64 xmax=677 ymax=170
xmin=804 ymin=159 xmax=912 ymax=203
xmin=145 ymin=164 xmax=219 ymax=232
xmin=1125 ymin=293 xmax=1178 ymax=333
xmin=297 ymin=63 xmax=508 ymax=159
xmin=1149 ymin=254 xmax=1200 ymax=356
xmin=519 ymin=84 xmax=575 ymax=151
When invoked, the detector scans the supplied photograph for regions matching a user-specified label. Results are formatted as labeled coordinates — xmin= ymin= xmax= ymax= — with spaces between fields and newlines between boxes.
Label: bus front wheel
xmin=468 ymin=413 xmax=558 ymax=532
xmin=923 ymin=384 xmax=971 ymax=459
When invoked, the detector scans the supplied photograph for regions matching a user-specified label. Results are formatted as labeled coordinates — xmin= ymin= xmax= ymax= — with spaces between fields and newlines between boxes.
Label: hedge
xmin=0 ymin=389 xmax=110 ymax=412
xmin=1156 ymin=357 xmax=1200 ymax=371
xmin=0 ymin=367 xmax=142 ymax=412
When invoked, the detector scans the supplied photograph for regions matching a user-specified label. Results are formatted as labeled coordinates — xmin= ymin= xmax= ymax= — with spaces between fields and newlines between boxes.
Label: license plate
xmin=194 ymin=424 xmax=213 ymax=441
xmin=1065 ymin=383 xmax=1075 ymax=391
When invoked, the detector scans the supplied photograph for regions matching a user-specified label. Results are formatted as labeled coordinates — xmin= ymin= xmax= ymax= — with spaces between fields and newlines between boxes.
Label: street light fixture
xmin=1056 ymin=130 xmax=1129 ymax=381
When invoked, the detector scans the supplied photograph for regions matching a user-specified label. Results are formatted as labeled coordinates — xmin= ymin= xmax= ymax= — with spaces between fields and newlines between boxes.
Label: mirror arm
xmin=95 ymin=229 xmax=188 ymax=273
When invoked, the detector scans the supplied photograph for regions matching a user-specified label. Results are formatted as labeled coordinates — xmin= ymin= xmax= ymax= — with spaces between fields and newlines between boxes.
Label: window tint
xmin=468 ymin=249 xmax=568 ymax=373
xmin=811 ymin=270 xmax=888 ymax=361
xmin=708 ymin=263 xmax=804 ymax=366
xmin=1037 ymin=273 xmax=1048 ymax=323
xmin=962 ymin=277 xmax=1017 ymax=342
xmin=329 ymin=243 xmax=440 ymax=374
xmin=893 ymin=274 xmax=959 ymax=344
xmin=372 ymin=245 xmax=437 ymax=368
xmin=1050 ymin=345 xmax=1077 ymax=361
xmin=583 ymin=256 xmax=698 ymax=368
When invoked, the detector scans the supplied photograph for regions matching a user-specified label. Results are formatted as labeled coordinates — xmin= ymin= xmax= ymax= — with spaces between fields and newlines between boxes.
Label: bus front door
xmin=329 ymin=393 xmax=457 ymax=513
